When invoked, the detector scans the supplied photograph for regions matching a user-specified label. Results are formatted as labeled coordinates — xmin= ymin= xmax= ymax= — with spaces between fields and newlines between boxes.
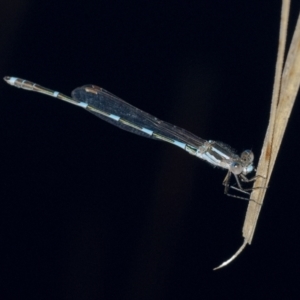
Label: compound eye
xmin=230 ymin=162 xmax=243 ymax=174
xmin=240 ymin=150 xmax=254 ymax=164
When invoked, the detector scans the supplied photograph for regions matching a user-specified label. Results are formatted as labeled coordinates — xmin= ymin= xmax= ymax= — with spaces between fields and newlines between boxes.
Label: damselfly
xmin=4 ymin=76 xmax=256 ymax=197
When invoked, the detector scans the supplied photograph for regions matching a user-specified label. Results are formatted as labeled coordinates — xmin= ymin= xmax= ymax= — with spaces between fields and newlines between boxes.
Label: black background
xmin=2 ymin=1 xmax=300 ymax=299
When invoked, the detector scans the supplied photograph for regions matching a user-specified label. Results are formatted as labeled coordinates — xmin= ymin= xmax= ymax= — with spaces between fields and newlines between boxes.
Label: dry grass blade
xmin=214 ymin=0 xmax=300 ymax=270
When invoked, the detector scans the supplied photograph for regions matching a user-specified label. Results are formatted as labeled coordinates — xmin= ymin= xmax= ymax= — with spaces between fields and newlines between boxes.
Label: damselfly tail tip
xmin=3 ymin=76 xmax=16 ymax=86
